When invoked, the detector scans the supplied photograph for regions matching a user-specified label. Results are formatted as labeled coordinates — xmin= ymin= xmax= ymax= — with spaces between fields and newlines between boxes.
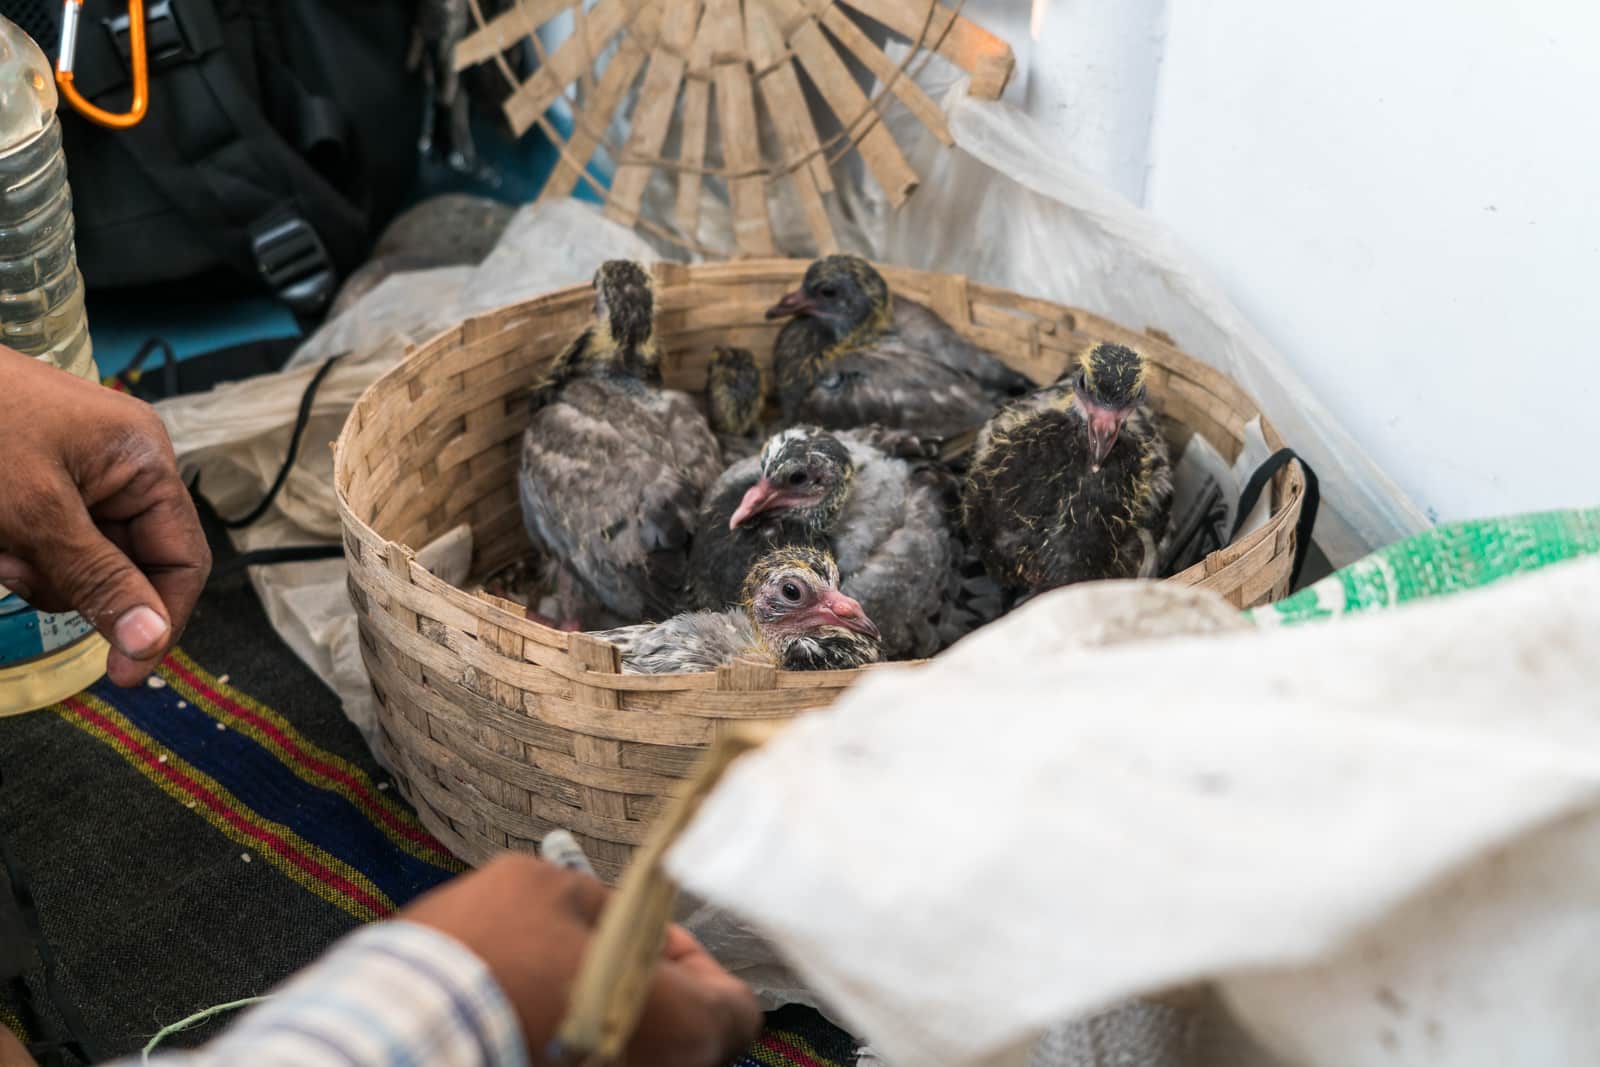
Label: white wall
xmin=984 ymin=0 xmax=1600 ymax=525
xmin=965 ymin=0 xmax=1167 ymax=203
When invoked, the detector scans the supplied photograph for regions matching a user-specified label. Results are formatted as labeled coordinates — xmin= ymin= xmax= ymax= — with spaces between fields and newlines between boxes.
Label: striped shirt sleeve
xmin=118 ymin=921 xmax=528 ymax=1067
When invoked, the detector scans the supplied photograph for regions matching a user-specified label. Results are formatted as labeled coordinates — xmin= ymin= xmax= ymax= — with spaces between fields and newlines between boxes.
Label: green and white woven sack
xmin=1252 ymin=507 xmax=1600 ymax=627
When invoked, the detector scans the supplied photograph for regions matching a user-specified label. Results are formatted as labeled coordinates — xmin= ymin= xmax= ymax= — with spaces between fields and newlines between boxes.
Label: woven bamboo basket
xmin=334 ymin=259 xmax=1308 ymax=879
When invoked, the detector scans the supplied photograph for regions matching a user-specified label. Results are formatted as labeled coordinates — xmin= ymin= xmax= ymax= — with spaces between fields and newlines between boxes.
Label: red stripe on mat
xmin=758 ymin=1032 xmax=830 ymax=1067
xmin=63 ymin=697 xmax=393 ymax=918
xmin=163 ymin=656 xmax=452 ymax=861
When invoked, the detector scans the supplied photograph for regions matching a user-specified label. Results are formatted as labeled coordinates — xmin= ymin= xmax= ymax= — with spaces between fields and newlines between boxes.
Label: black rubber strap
xmin=83 ymin=2 xmax=359 ymax=318
xmin=117 ymin=337 xmax=181 ymax=397
xmin=0 ymin=770 xmax=101 ymax=1065
xmin=1230 ymin=448 xmax=1321 ymax=590
xmin=198 ymin=353 xmax=344 ymax=530
xmin=208 ymin=544 xmax=344 ymax=580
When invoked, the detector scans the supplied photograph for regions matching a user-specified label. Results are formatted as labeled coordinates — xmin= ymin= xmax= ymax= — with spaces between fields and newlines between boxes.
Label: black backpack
xmin=6 ymin=0 xmax=422 ymax=319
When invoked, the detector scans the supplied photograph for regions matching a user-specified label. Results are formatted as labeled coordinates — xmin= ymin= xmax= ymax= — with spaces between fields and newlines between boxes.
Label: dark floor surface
xmin=0 ymin=518 xmax=387 ymax=1060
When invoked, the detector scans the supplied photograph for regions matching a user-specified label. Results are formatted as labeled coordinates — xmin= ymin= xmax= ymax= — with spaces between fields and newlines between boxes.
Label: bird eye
xmin=781 ymin=581 xmax=802 ymax=602
xmin=787 ymin=471 xmax=808 ymax=486
xmin=818 ymin=285 xmax=838 ymax=299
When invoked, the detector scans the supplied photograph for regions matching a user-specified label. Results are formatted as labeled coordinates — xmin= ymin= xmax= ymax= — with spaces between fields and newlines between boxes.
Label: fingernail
xmin=114 ymin=606 xmax=169 ymax=658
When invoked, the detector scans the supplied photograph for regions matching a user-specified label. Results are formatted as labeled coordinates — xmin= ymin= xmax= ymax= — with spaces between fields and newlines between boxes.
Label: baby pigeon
xmin=766 ymin=254 xmax=1033 ymax=439
xmin=594 ymin=547 xmax=881 ymax=673
xmin=705 ymin=345 xmax=769 ymax=464
xmin=689 ymin=425 xmax=982 ymax=660
xmin=963 ymin=342 xmax=1174 ymax=596
xmin=518 ymin=260 xmax=722 ymax=627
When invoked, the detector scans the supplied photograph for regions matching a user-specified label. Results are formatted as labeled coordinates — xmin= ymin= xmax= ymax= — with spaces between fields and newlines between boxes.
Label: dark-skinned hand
xmin=0 ymin=347 xmax=209 ymax=685
xmin=401 ymin=853 xmax=762 ymax=1066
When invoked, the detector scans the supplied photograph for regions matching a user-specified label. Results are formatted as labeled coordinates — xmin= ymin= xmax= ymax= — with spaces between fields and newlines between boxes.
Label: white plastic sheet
xmin=837 ymin=59 xmax=1428 ymax=564
xmin=157 ymin=199 xmax=657 ymax=745
xmin=667 ymin=557 xmax=1600 ymax=1067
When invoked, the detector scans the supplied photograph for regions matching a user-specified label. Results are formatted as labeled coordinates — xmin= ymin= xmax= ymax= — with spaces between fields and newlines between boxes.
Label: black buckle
xmin=106 ymin=0 xmax=193 ymax=72
xmin=250 ymin=215 xmax=336 ymax=319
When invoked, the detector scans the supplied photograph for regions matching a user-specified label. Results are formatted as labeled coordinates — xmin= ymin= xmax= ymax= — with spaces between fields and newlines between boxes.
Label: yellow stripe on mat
xmin=57 ymin=694 xmax=396 ymax=923
xmin=158 ymin=650 xmax=463 ymax=873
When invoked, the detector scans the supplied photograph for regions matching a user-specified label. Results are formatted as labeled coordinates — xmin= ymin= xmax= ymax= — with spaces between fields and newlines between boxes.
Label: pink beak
xmin=1085 ymin=406 xmax=1126 ymax=471
xmin=765 ymin=288 xmax=814 ymax=320
xmin=730 ymin=478 xmax=782 ymax=529
xmin=814 ymin=589 xmax=880 ymax=640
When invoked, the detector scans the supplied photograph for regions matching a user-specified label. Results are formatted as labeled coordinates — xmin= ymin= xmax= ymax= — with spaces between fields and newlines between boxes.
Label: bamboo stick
xmin=454 ymin=0 xmax=571 ymax=72
xmin=544 ymin=4 xmax=659 ymax=199
xmin=840 ymin=0 xmax=1015 ymax=99
xmin=769 ymin=0 xmax=919 ymax=206
xmin=503 ymin=0 xmax=632 ymax=137
xmin=673 ymin=18 xmax=717 ymax=240
xmin=606 ymin=0 xmax=703 ymax=227
xmin=747 ymin=0 xmax=838 ymax=252
xmin=553 ymin=719 xmax=787 ymax=1064
xmin=820 ymin=4 xmax=953 ymax=146
xmin=706 ymin=0 xmax=777 ymax=255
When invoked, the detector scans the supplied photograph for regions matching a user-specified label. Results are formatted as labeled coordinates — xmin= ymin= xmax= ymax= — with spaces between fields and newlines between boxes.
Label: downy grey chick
xmin=518 ymin=260 xmax=722 ymax=628
xmin=705 ymin=345 xmax=770 ymax=465
xmin=963 ymin=342 xmax=1174 ymax=596
xmin=766 ymin=254 xmax=1033 ymax=439
xmin=594 ymin=546 xmax=881 ymax=673
xmin=689 ymin=425 xmax=989 ymax=660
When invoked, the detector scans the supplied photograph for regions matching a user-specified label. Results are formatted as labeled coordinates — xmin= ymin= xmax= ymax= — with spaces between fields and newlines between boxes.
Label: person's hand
xmin=0 ymin=348 xmax=209 ymax=685
xmin=0 ymin=1021 xmax=37 ymax=1067
xmin=400 ymin=853 xmax=761 ymax=1066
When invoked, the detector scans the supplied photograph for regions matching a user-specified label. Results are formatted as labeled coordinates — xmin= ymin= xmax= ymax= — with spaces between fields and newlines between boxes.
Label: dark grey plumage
xmin=766 ymin=255 xmax=1033 ymax=439
xmin=706 ymin=345 xmax=769 ymax=465
xmin=593 ymin=547 xmax=881 ymax=673
xmin=688 ymin=425 xmax=988 ymax=660
xmin=518 ymin=261 xmax=722 ymax=626
xmin=963 ymin=343 xmax=1174 ymax=597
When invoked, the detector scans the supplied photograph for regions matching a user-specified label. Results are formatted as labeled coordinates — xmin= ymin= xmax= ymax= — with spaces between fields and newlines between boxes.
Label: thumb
xmin=31 ymin=500 xmax=173 ymax=686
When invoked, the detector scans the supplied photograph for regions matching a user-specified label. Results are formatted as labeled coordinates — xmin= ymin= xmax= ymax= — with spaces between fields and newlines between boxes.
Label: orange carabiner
xmin=55 ymin=0 xmax=148 ymax=129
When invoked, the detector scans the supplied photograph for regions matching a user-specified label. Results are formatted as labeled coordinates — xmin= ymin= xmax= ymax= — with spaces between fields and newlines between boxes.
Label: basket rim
xmin=334 ymin=257 xmax=1307 ymax=683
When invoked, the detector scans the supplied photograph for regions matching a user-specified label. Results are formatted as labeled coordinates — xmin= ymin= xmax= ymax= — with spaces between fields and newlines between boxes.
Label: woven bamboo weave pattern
xmin=334 ymin=260 xmax=1307 ymax=879
xmin=455 ymin=0 xmax=1016 ymax=255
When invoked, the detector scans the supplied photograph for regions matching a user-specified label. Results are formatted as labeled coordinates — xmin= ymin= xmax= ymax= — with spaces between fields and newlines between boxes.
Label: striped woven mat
xmin=29 ymin=649 xmax=856 ymax=1066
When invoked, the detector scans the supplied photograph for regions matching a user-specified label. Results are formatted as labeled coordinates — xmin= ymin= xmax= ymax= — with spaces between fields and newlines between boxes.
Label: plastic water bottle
xmin=0 ymin=16 xmax=93 ymax=376
xmin=0 ymin=15 xmax=108 ymax=715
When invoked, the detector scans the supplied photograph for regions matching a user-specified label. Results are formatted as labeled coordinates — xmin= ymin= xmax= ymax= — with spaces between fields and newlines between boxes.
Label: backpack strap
xmin=70 ymin=0 xmax=367 ymax=319
xmin=239 ymin=0 xmax=359 ymax=192
xmin=1229 ymin=448 xmax=1322 ymax=591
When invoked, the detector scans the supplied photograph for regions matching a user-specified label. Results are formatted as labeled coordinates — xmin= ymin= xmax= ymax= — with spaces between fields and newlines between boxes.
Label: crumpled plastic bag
xmin=1160 ymin=416 xmax=1275 ymax=575
xmin=832 ymin=53 xmax=1426 ymax=565
xmin=666 ymin=556 xmax=1600 ymax=1067
xmin=157 ymin=199 xmax=658 ymax=745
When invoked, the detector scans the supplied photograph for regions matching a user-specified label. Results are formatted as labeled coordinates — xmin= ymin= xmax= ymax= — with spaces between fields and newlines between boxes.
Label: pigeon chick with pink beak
xmin=963 ymin=342 xmax=1174 ymax=596
xmin=688 ymin=426 xmax=991 ymax=661
xmin=593 ymin=547 xmax=881 ymax=674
